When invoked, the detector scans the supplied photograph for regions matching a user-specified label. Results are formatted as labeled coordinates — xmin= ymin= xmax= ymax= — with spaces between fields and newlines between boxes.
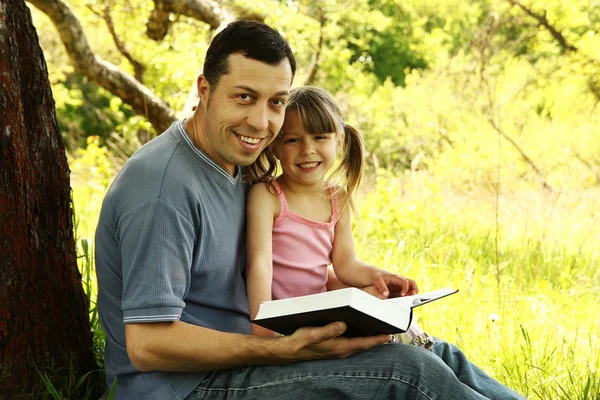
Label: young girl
xmin=245 ymin=86 xmax=433 ymax=348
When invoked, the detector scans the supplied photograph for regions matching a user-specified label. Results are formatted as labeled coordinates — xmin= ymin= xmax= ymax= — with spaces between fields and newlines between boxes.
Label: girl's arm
xmin=331 ymin=206 xmax=418 ymax=298
xmin=326 ymin=265 xmax=390 ymax=299
xmin=246 ymin=183 xmax=279 ymax=336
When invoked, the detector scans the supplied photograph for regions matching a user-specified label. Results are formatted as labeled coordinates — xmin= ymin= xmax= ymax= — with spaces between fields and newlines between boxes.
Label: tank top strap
xmin=328 ymin=186 xmax=340 ymax=223
xmin=271 ymin=179 xmax=289 ymax=223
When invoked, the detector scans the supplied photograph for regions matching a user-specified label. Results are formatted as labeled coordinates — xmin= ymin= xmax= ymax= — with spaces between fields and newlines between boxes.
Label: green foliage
xmin=36 ymin=361 xmax=103 ymax=400
xmin=69 ymin=137 xmax=114 ymax=242
xmin=55 ymin=74 xmax=134 ymax=150
xmin=334 ymin=0 xmax=428 ymax=86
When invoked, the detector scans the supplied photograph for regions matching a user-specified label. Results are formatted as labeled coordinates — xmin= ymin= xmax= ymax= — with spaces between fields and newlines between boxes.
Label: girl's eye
xmin=286 ymin=138 xmax=299 ymax=144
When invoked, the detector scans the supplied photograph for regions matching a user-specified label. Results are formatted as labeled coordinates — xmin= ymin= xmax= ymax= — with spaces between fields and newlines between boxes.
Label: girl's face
xmin=273 ymin=110 xmax=338 ymax=188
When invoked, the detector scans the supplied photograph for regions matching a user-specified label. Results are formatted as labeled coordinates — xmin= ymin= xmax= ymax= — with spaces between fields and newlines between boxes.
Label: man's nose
xmin=246 ymin=104 xmax=269 ymax=132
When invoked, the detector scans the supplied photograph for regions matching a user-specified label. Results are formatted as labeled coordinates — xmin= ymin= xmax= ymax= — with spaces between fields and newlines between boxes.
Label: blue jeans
xmin=185 ymin=339 xmax=525 ymax=399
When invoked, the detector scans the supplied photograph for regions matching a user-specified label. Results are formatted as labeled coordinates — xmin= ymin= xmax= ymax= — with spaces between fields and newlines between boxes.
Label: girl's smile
xmin=297 ymin=162 xmax=321 ymax=171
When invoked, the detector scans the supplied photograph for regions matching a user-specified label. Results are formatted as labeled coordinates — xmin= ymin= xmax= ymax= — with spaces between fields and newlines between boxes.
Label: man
xmin=96 ymin=20 xmax=525 ymax=399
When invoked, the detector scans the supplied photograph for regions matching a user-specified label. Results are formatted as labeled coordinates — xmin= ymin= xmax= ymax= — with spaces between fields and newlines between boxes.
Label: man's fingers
xmin=291 ymin=324 xmax=390 ymax=360
xmin=343 ymin=334 xmax=393 ymax=355
xmin=310 ymin=321 xmax=346 ymax=342
xmin=322 ymin=333 xmax=392 ymax=358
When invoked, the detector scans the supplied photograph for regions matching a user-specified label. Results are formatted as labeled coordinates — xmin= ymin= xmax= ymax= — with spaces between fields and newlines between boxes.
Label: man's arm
xmin=126 ymin=320 xmax=392 ymax=372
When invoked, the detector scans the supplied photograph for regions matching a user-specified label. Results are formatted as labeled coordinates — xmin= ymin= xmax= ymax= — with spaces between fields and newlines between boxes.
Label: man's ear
xmin=197 ymin=75 xmax=211 ymax=105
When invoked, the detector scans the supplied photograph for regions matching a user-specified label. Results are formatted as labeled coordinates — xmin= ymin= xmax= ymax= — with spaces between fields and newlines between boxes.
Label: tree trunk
xmin=0 ymin=0 xmax=98 ymax=398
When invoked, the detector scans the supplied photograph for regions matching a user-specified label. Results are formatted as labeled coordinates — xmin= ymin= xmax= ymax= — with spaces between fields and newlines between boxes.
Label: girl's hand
xmin=361 ymin=284 xmax=389 ymax=299
xmin=372 ymin=271 xmax=419 ymax=298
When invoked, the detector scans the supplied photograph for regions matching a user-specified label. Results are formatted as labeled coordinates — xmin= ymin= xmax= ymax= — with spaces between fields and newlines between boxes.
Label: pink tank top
xmin=270 ymin=180 xmax=340 ymax=300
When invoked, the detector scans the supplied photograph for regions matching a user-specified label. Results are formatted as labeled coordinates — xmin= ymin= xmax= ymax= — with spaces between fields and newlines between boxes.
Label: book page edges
xmin=385 ymin=288 xmax=458 ymax=308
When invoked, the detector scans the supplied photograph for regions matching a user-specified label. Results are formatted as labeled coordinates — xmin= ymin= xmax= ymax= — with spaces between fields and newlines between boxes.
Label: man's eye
xmin=272 ymin=99 xmax=286 ymax=107
xmin=239 ymin=94 xmax=253 ymax=101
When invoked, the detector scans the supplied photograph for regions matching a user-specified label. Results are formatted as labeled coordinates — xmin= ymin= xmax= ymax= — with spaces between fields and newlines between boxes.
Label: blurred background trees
xmin=28 ymin=0 xmax=599 ymax=191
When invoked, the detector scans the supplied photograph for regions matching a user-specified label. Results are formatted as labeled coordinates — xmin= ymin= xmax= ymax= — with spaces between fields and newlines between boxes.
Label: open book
xmin=252 ymin=287 xmax=458 ymax=337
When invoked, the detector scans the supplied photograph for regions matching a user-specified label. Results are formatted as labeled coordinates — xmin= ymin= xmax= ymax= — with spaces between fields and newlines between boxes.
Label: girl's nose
xmin=301 ymin=140 xmax=316 ymax=155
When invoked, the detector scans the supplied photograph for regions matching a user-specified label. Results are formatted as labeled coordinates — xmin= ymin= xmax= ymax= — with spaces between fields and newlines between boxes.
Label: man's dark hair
xmin=203 ymin=20 xmax=296 ymax=88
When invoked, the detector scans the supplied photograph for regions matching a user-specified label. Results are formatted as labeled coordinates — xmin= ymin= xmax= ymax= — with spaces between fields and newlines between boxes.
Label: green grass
xmin=354 ymin=171 xmax=600 ymax=399
xmin=64 ymin=150 xmax=599 ymax=399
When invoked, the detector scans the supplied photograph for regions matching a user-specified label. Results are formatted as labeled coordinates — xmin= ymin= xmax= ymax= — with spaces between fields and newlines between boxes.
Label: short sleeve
xmin=117 ymin=198 xmax=195 ymax=324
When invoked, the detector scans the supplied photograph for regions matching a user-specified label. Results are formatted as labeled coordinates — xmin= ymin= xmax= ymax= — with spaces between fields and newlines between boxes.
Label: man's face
xmin=197 ymin=53 xmax=293 ymax=175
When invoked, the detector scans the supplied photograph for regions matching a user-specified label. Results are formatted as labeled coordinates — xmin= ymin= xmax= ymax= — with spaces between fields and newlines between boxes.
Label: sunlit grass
xmin=354 ymin=171 xmax=599 ymax=399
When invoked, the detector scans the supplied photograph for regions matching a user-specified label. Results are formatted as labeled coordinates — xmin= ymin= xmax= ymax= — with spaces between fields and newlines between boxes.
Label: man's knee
xmin=367 ymin=342 xmax=447 ymax=372
xmin=430 ymin=339 xmax=466 ymax=360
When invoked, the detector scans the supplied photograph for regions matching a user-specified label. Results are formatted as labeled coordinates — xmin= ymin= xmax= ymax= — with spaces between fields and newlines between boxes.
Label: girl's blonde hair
xmin=245 ymin=86 xmax=365 ymax=215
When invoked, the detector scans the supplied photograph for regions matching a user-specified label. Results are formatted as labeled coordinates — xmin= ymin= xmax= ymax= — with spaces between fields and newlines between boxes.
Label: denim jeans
xmin=185 ymin=339 xmax=526 ymax=399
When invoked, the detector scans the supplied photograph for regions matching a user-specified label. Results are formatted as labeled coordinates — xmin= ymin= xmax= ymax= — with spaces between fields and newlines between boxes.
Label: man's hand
xmin=276 ymin=322 xmax=392 ymax=362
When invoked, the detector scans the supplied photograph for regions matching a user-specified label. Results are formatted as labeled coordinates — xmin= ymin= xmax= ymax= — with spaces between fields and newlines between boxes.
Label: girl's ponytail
xmin=329 ymin=122 xmax=365 ymax=215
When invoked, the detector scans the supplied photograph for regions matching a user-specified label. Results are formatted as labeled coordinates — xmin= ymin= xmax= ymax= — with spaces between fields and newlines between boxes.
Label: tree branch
xmin=87 ymin=3 xmax=147 ymax=83
xmin=304 ymin=8 xmax=325 ymax=86
xmin=146 ymin=0 xmax=229 ymax=41
xmin=483 ymin=77 xmax=555 ymax=193
xmin=27 ymin=0 xmax=176 ymax=133
xmin=505 ymin=0 xmax=577 ymax=52
xmin=572 ymin=148 xmax=600 ymax=186
xmin=487 ymin=115 xmax=554 ymax=192
xmin=474 ymin=21 xmax=555 ymax=193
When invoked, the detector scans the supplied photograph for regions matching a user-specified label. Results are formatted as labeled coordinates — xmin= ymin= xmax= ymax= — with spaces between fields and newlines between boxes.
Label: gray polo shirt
xmin=95 ymin=120 xmax=250 ymax=399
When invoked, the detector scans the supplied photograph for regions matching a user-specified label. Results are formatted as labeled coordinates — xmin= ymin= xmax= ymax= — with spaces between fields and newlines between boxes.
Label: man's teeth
xmin=238 ymin=134 xmax=260 ymax=144
xmin=299 ymin=162 xmax=319 ymax=168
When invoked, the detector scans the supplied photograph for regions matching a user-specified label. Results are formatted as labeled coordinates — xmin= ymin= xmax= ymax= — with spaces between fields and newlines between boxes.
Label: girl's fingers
xmin=373 ymin=275 xmax=390 ymax=297
xmin=384 ymin=275 xmax=408 ymax=296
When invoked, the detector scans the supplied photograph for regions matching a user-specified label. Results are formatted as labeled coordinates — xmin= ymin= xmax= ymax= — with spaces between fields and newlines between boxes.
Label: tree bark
xmin=0 ymin=0 xmax=98 ymax=397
